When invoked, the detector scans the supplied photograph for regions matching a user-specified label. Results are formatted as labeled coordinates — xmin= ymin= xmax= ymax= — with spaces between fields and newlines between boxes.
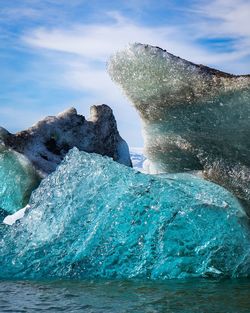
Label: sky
xmin=0 ymin=0 xmax=250 ymax=147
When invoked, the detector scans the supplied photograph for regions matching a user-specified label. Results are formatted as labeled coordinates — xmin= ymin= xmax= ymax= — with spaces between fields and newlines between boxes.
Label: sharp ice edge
xmin=1 ymin=148 xmax=249 ymax=280
xmin=0 ymin=105 xmax=131 ymax=214
xmin=108 ymin=43 xmax=250 ymax=214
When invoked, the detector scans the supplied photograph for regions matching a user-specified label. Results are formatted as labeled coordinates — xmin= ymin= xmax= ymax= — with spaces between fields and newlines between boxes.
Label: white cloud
xmin=196 ymin=0 xmax=250 ymax=32
xmin=15 ymin=4 xmax=250 ymax=145
xmin=23 ymin=13 xmax=231 ymax=64
xmin=22 ymin=7 xmax=250 ymax=74
xmin=192 ymin=0 xmax=250 ymax=47
xmin=21 ymin=8 xmax=250 ymax=110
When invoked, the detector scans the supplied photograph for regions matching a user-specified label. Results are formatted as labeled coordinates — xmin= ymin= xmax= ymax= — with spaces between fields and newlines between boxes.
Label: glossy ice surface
xmin=1 ymin=148 xmax=249 ymax=279
xmin=0 ymin=144 xmax=40 ymax=214
xmin=108 ymin=43 xmax=250 ymax=213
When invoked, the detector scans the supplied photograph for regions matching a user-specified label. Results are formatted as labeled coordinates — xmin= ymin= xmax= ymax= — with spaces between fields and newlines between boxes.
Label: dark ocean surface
xmin=0 ymin=278 xmax=250 ymax=312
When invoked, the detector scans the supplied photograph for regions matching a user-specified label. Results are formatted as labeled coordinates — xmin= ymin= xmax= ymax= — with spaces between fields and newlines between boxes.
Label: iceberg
xmin=0 ymin=148 xmax=249 ymax=280
xmin=3 ymin=205 xmax=29 ymax=225
xmin=0 ymin=105 xmax=131 ymax=214
xmin=2 ymin=105 xmax=131 ymax=175
xmin=108 ymin=43 xmax=250 ymax=213
xmin=129 ymin=147 xmax=146 ymax=171
xmin=0 ymin=144 xmax=40 ymax=214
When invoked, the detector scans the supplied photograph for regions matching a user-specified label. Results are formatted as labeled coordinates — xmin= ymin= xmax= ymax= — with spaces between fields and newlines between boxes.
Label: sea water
xmin=1 ymin=149 xmax=250 ymax=311
xmin=0 ymin=278 xmax=250 ymax=312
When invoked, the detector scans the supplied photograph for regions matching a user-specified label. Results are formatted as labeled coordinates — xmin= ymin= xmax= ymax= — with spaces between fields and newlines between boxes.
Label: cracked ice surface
xmin=108 ymin=43 xmax=250 ymax=213
xmin=0 ymin=148 xmax=249 ymax=280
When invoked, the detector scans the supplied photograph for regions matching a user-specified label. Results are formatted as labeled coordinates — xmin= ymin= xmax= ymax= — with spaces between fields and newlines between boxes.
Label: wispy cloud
xmin=21 ymin=7 xmax=250 ymax=108
xmin=191 ymin=0 xmax=250 ymax=52
xmin=23 ymin=10 xmax=240 ymax=64
xmin=193 ymin=0 xmax=250 ymax=35
xmin=1 ymin=1 xmax=250 ymax=146
xmin=0 ymin=7 xmax=40 ymax=21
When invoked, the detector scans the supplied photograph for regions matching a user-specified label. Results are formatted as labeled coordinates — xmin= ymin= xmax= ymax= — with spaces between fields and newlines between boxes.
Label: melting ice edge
xmin=0 ymin=148 xmax=250 ymax=280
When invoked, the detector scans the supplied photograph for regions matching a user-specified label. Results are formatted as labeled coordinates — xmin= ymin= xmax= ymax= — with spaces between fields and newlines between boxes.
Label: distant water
xmin=1 ymin=149 xmax=249 ymax=311
xmin=1 ymin=279 xmax=250 ymax=313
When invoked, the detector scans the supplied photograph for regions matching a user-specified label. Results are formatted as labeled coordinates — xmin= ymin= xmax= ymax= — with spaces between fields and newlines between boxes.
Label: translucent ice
xmin=108 ymin=43 xmax=250 ymax=213
xmin=0 ymin=144 xmax=40 ymax=214
xmin=0 ymin=148 xmax=249 ymax=280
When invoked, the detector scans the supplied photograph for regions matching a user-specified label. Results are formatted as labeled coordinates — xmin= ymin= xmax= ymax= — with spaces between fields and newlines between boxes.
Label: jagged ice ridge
xmin=108 ymin=43 xmax=250 ymax=214
xmin=0 ymin=104 xmax=131 ymax=214
xmin=0 ymin=149 xmax=249 ymax=280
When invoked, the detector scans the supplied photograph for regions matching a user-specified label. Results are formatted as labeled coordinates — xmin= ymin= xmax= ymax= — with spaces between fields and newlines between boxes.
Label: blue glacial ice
xmin=0 ymin=144 xmax=41 ymax=214
xmin=0 ymin=148 xmax=249 ymax=280
xmin=108 ymin=43 xmax=250 ymax=213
